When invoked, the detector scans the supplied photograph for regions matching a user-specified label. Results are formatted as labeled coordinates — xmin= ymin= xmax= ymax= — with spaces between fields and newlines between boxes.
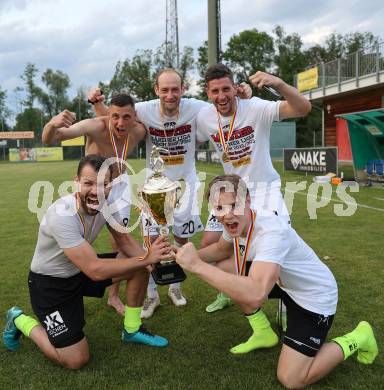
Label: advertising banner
xmin=36 ymin=147 xmax=63 ymax=161
xmin=0 ymin=131 xmax=34 ymax=139
xmin=61 ymin=136 xmax=85 ymax=146
xmin=297 ymin=67 xmax=318 ymax=92
xmin=284 ymin=147 xmax=338 ymax=174
xmin=9 ymin=148 xmax=36 ymax=162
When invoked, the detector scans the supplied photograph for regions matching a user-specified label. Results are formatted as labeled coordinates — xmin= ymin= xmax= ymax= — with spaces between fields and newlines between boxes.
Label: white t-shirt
xmin=136 ymin=98 xmax=209 ymax=182
xmin=222 ymin=210 xmax=338 ymax=315
xmin=30 ymin=195 xmax=107 ymax=278
xmin=197 ymin=97 xmax=281 ymax=192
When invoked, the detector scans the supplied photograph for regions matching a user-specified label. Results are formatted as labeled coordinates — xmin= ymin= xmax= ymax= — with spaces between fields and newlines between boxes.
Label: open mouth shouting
xmin=86 ymin=197 xmax=100 ymax=211
xmin=114 ymin=127 xmax=127 ymax=138
xmin=224 ymin=221 xmax=239 ymax=235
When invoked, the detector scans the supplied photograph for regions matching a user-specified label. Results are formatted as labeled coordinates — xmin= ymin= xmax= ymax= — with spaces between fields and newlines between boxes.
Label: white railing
xmin=295 ymin=41 xmax=384 ymax=91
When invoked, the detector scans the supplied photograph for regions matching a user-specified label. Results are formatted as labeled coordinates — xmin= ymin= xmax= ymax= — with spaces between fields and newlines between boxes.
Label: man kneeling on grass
xmin=3 ymin=154 xmax=171 ymax=369
xmin=175 ymin=174 xmax=378 ymax=389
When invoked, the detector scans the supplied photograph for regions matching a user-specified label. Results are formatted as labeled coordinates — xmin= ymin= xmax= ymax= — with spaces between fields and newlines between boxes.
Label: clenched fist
xmin=50 ymin=110 xmax=76 ymax=128
xmin=249 ymin=71 xmax=283 ymax=91
xmin=236 ymin=82 xmax=252 ymax=99
xmin=88 ymin=87 xmax=105 ymax=105
xmin=175 ymin=242 xmax=201 ymax=273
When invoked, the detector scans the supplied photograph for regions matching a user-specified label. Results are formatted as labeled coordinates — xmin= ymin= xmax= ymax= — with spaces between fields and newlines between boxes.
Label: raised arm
xmin=42 ymin=112 xmax=105 ymax=145
xmin=42 ymin=110 xmax=76 ymax=145
xmin=88 ymin=87 xmax=109 ymax=117
xmin=249 ymin=71 xmax=311 ymax=120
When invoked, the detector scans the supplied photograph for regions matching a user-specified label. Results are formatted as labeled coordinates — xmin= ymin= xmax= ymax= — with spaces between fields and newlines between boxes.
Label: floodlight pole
xmin=207 ymin=0 xmax=221 ymax=67
xmin=165 ymin=0 xmax=180 ymax=68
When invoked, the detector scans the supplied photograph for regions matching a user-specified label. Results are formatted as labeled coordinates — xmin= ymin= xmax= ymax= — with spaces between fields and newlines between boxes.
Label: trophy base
xmin=151 ymin=262 xmax=186 ymax=285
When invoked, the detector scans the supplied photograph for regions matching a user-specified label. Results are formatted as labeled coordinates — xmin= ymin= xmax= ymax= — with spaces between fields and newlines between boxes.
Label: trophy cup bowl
xmin=139 ymin=147 xmax=186 ymax=285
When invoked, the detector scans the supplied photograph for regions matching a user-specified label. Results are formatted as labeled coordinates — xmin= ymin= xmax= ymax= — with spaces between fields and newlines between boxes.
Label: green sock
xmin=333 ymin=321 xmax=378 ymax=363
xmin=230 ymin=309 xmax=278 ymax=354
xmin=14 ymin=314 xmax=39 ymax=337
xmin=124 ymin=306 xmax=142 ymax=333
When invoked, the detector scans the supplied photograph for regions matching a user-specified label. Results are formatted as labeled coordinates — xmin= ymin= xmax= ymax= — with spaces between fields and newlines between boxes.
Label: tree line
xmin=0 ymin=27 xmax=380 ymax=146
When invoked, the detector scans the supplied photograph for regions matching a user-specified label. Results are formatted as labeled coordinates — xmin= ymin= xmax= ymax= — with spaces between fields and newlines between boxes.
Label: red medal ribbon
xmin=108 ymin=121 xmax=129 ymax=175
xmin=216 ymin=106 xmax=237 ymax=161
xmin=233 ymin=210 xmax=256 ymax=276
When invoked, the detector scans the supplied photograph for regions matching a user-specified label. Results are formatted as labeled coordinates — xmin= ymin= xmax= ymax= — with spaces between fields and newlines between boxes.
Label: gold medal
xmin=216 ymin=104 xmax=237 ymax=165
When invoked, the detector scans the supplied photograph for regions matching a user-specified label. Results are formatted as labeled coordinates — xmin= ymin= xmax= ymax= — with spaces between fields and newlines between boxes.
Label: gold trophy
xmin=139 ymin=146 xmax=185 ymax=285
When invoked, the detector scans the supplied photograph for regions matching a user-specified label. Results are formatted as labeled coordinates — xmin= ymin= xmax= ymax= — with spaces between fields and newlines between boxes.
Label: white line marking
xmin=286 ymin=189 xmax=384 ymax=212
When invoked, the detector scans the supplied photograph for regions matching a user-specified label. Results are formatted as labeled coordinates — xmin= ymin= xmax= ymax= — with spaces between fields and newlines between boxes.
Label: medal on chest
xmin=216 ymin=107 xmax=237 ymax=164
xmin=108 ymin=121 xmax=129 ymax=175
xmin=233 ymin=210 xmax=256 ymax=276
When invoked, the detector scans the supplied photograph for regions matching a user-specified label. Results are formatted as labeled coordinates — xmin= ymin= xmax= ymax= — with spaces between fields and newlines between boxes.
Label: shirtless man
xmin=2 ymin=155 xmax=171 ymax=371
xmin=42 ymin=93 xmax=145 ymax=315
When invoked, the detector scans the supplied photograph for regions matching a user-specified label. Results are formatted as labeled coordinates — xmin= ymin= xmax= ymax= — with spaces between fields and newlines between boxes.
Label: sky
xmin=1 ymin=0 xmax=383 ymax=119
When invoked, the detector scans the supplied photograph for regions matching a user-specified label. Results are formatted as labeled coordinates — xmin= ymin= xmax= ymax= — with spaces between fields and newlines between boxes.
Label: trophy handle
xmin=137 ymin=190 xmax=153 ymax=223
xmin=174 ymin=186 xmax=182 ymax=209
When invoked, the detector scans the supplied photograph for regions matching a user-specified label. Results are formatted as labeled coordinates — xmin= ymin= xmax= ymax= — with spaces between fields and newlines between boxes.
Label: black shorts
xmin=245 ymin=262 xmax=334 ymax=357
xmin=28 ymin=252 xmax=116 ymax=348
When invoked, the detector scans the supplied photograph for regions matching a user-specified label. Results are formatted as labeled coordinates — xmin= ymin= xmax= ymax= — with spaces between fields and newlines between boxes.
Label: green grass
xmin=0 ymin=159 xmax=383 ymax=389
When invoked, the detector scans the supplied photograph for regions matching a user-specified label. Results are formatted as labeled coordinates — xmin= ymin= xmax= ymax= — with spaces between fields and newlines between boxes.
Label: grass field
xmin=0 ymin=159 xmax=383 ymax=389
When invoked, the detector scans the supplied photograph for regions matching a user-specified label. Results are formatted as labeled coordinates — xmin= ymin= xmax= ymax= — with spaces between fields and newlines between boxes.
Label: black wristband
xmin=88 ymin=90 xmax=104 ymax=105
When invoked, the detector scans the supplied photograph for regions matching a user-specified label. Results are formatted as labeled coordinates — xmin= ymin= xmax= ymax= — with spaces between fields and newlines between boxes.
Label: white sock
xmin=169 ymin=282 xmax=180 ymax=291
xmin=147 ymin=274 xmax=158 ymax=299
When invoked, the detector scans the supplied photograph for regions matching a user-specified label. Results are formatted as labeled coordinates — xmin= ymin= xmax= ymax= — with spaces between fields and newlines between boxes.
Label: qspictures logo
xmin=27 ymin=157 xmax=361 ymax=227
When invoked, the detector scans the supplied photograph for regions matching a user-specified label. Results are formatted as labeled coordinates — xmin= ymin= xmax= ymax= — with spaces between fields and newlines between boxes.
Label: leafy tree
xmin=273 ymin=26 xmax=306 ymax=85
xmin=20 ymin=63 xmax=40 ymax=110
xmin=17 ymin=63 xmax=42 ymax=134
xmin=303 ymin=45 xmax=328 ymax=67
xmin=222 ymin=29 xmax=275 ymax=83
xmin=67 ymin=88 xmax=94 ymax=121
xmin=14 ymin=107 xmax=45 ymax=143
xmin=344 ymin=32 xmax=379 ymax=54
xmin=304 ymin=31 xmax=380 ymax=66
xmin=196 ymin=41 xmax=208 ymax=80
xmin=176 ymin=46 xmax=195 ymax=90
xmin=0 ymin=86 xmax=11 ymax=131
xmin=195 ymin=41 xmax=209 ymax=99
xmin=108 ymin=50 xmax=155 ymax=101
xmin=37 ymin=69 xmax=70 ymax=117
xmin=154 ymin=44 xmax=195 ymax=87
xmin=106 ymin=45 xmax=195 ymax=102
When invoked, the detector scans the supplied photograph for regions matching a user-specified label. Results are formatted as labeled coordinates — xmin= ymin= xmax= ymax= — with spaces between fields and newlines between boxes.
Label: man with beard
xmin=3 ymin=155 xmax=171 ymax=369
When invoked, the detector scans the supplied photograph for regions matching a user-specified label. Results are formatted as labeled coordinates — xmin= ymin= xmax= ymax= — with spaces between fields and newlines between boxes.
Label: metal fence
xmin=295 ymin=41 xmax=384 ymax=90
